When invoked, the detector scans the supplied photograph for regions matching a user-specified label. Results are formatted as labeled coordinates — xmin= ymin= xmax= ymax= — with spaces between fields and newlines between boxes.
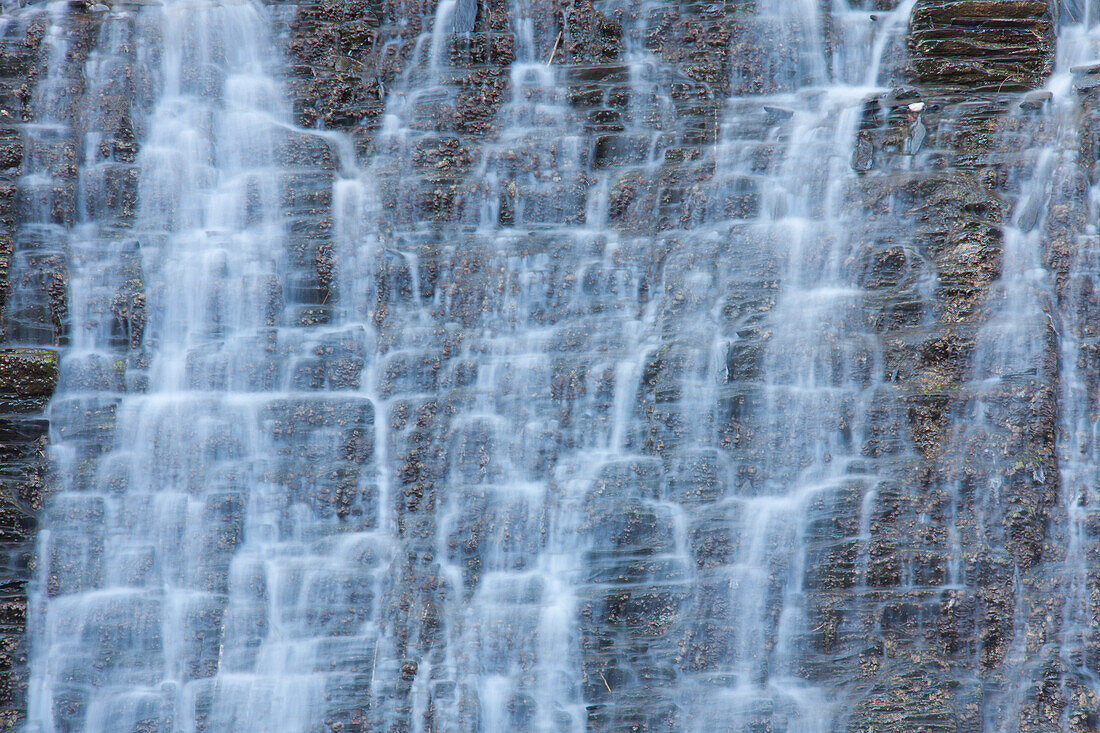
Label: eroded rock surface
xmin=3 ymin=0 xmax=1096 ymax=730
xmin=0 ymin=14 xmax=54 ymax=731
xmin=909 ymin=0 xmax=1056 ymax=89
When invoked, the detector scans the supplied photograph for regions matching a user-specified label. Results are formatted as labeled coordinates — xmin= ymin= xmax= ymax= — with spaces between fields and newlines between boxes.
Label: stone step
xmin=909 ymin=0 xmax=1055 ymax=89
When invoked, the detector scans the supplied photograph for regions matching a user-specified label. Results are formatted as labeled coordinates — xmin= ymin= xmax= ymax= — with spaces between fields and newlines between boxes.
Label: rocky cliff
xmin=2 ymin=0 xmax=1098 ymax=730
xmin=277 ymin=0 xmax=1096 ymax=728
xmin=0 ymin=11 xmax=59 ymax=729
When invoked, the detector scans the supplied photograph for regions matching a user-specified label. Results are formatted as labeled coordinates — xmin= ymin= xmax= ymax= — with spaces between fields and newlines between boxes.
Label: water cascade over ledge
xmin=0 ymin=0 xmax=1098 ymax=730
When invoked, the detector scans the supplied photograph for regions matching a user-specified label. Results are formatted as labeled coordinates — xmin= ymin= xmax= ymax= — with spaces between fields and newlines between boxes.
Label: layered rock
xmin=0 ymin=347 xmax=56 ymax=732
xmin=0 ymin=3 xmax=135 ymax=727
xmin=839 ymin=1 xmax=1082 ymax=729
xmin=909 ymin=0 xmax=1056 ymax=90
xmin=0 ymin=0 xmax=1091 ymax=730
xmin=0 ymin=13 xmax=52 ymax=731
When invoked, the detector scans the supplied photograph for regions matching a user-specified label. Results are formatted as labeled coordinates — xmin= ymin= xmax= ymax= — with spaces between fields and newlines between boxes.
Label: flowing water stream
xmin=10 ymin=0 xmax=1100 ymax=730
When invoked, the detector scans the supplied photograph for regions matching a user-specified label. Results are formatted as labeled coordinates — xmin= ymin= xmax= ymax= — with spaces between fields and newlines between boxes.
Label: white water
xmin=24 ymin=1 xmax=377 ymax=730
xmin=20 ymin=0 xmax=1096 ymax=731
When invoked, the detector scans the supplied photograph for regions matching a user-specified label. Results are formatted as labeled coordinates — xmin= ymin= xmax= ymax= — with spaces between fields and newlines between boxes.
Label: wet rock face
xmin=837 ymin=2 xmax=1085 ymax=729
xmin=0 ymin=347 xmax=56 ymax=726
xmin=288 ymin=0 xmax=387 ymax=147
xmin=909 ymin=0 xmax=1056 ymax=89
xmin=561 ymin=0 xmax=622 ymax=63
xmin=2 ymin=0 xmax=1092 ymax=729
xmin=0 ymin=349 xmax=58 ymax=405
xmin=0 ymin=15 xmax=46 ymax=345
xmin=0 ymin=14 xmax=57 ymax=732
xmin=275 ymin=0 xmax=1075 ymax=728
xmin=0 ymin=4 xmax=118 ymax=727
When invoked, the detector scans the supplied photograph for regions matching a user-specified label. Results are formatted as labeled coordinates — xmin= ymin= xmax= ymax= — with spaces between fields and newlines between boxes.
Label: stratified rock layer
xmin=0 ymin=13 xmax=53 ymax=731
xmin=3 ymin=0 xmax=1094 ymax=730
xmin=910 ymin=0 xmax=1056 ymax=89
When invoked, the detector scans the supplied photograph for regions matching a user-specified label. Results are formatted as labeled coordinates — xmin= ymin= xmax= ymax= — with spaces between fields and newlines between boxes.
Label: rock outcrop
xmin=258 ymin=0 xmax=1082 ymax=729
xmin=839 ymin=1 xmax=1091 ymax=730
xmin=0 ymin=3 xmax=132 ymax=726
xmin=0 ymin=13 xmax=54 ymax=731
xmin=1 ymin=0 xmax=1093 ymax=730
xmin=909 ymin=0 xmax=1056 ymax=90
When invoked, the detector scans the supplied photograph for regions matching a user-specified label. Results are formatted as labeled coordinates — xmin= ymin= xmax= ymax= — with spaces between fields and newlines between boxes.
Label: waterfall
xmin=23 ymin=0 xmax=375 ymax=729
xmin=7 ymin=0 xmax=1100 ymax=730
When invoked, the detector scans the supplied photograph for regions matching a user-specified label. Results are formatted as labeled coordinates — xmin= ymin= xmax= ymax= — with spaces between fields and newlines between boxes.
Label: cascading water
xmin=22 ymin=1 xmax=384 ymax=729
xmin=10 ymin=0 xmax=1100 ymax=731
